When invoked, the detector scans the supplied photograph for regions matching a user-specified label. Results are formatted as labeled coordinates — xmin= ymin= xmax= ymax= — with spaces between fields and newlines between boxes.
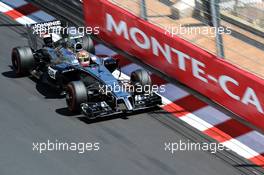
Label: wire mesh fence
xmin=109 ymin=0 xmax=264 ymax=78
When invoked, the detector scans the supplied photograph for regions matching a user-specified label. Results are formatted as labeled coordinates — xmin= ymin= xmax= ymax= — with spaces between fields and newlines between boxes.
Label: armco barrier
xmin=83 ymin=0 xmax=264 ymax=132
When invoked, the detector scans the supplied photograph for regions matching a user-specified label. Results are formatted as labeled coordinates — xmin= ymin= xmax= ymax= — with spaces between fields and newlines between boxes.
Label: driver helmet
xmin=77 ymin=50 xmax=90 ymax=67
xmin=43 ymin=33 xmax=53 ymax=47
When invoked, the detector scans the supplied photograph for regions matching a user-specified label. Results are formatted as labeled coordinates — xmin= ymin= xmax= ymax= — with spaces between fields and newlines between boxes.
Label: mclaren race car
xmin=11 ymin=20 xmax=162 ymax=119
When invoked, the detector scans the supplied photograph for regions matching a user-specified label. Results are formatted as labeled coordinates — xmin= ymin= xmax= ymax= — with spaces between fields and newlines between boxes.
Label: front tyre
xmin=82 ymin=35 xmax=95 ymax=54
xmin=131 ymin=69 xmax=152 ymax=94
xmin=66 ymin=81 xmax=87 ymax=112
xmin=11 ymin=47 xmax=34 ymax=76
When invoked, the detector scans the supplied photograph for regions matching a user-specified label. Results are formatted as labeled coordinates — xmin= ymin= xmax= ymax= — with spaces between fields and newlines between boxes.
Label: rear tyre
xmin=11 ymin=47 xmax=34 ymax=76
xmin=131 ymin=69 xmax=152 ymax=94
xmin=66 ymin=81 xmax=87 ymax=112
xmin=82 ymin=35 xmax=95 ymax=54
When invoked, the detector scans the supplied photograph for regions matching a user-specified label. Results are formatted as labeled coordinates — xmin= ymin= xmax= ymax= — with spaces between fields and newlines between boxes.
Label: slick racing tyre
xmin=131 ymin=69 xmax=152 ymax=94
xmin=11 ymin=47 xmax=34 ymax=76
xmin=66 ymin=81 xmax=87 ymax=112
xmin=82 ymin=35 xmax=95 ymax=54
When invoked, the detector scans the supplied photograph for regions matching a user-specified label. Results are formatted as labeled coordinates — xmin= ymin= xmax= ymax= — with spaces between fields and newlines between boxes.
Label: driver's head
xmin=77 ymin=50 xmax=90 ymax=67
xmin=43 ymin=34 xmax=53 ymax=47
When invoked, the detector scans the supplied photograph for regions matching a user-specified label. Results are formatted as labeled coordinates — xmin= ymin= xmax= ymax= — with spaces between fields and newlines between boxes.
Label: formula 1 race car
xmin=11 ymin=20 xmax=95 ymax=93
xmin=11 ymin=20 xmax=162 ymax=119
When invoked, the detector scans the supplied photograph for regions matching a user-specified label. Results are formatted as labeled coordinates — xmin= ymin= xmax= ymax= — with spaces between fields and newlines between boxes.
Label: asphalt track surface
xmin=0 ymin=13 xmax=258 ymax=175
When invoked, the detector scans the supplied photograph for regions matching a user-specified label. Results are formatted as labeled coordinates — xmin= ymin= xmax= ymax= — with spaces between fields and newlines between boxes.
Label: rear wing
xmin=26 ymin=20 xmax=68 ymax=50
xmin=30 ymin=20 xmax=67 ymax=36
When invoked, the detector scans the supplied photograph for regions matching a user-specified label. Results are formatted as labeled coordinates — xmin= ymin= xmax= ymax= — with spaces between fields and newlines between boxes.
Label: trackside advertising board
xmin=83 ymin=0 xmax=264 ymax=132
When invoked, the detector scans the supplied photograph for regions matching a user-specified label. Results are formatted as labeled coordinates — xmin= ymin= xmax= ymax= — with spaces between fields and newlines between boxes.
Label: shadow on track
xmin=35 ymin=81 xmax=65 ymax=99
xmin=56 ymin=106 xmax=161 ymax=124
xmin=2 ymin=66 xmax=64 ymax=99
xmin=2 ymin=70 xmax=17 ymax=78
xmin=234 ymin=164 xmax=264 ymax=168
xmin=153 ymin=109 xmax=187 ymax=115
xmin=55 ymin=107 xmax=79 ymax=117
